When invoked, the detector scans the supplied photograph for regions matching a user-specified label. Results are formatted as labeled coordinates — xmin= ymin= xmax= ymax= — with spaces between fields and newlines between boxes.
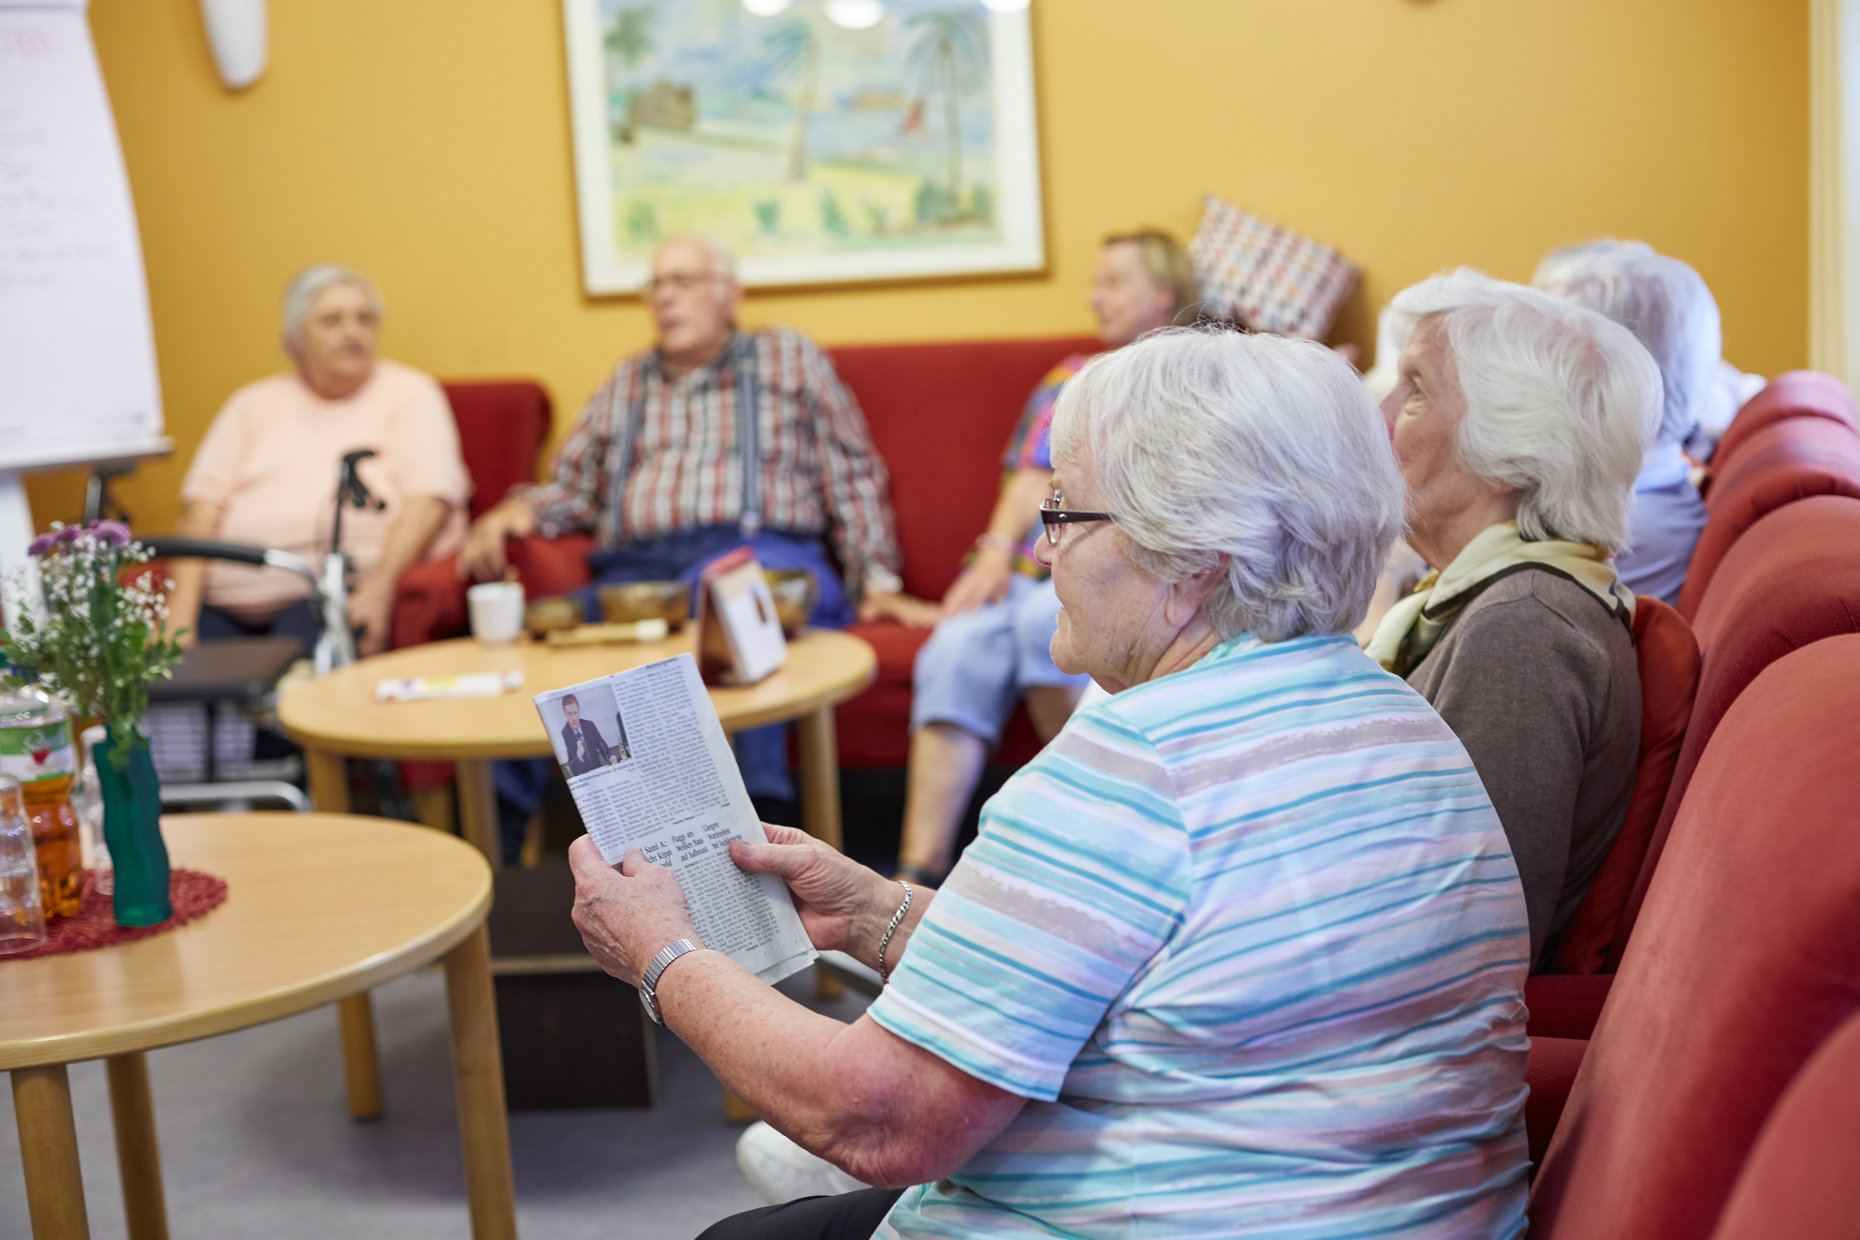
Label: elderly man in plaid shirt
xmin=462 ymin=236 xmax=927 ymax=850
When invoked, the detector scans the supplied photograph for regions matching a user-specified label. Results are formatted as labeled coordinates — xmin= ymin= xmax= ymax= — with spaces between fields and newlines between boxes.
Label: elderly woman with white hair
xmin=1368 ymin=268 xmax=1659 ymax=968
xmin=1534 ymin=245 xmax=1723 ymax=604
xmin=571 ymin=328 xmax=1533 ymax=1240
xmin=169 ymin=264 xmax=469 ymax=654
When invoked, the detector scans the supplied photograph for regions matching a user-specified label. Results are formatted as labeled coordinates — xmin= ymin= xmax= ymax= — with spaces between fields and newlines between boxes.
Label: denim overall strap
xmin=730 ymin=333 xmax=762 ymax=537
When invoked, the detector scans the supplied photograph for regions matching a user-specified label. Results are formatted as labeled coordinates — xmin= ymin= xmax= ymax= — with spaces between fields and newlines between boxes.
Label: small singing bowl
xmin=599 ymin=580 xmax=690 ymax=629
xmin=525 ymin=596 xmax=583 ymax=637
xmin=764 ymin=569 xmax=817 ymax=637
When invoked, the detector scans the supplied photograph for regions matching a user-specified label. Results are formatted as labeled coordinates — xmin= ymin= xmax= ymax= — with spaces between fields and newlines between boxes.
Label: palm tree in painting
xmin=765 ymin=18 xmax=819 ymax=182
xmin=903 ymin=12 xmax=984 ymax=215
xmin=606 ymin=5 xmax=656 ymax=142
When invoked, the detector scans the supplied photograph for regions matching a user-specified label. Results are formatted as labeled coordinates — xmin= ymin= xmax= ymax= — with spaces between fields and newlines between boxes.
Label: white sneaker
xmin=736 ymin=1120 xmax=870 ymax=1204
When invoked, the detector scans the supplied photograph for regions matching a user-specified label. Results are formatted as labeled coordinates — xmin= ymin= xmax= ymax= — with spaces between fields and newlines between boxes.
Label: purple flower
xmin=26 ymin=532 xmax=57 ymax=556
xmin=90 ymin=520 xmax=131 ymax=546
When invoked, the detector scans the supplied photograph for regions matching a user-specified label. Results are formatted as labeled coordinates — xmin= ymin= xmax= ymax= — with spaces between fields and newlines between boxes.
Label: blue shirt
xmin=869 ymin=634 xmax=1531 ymax=1239
xmin=1618 ymin=443 xmax=1706 ymax=607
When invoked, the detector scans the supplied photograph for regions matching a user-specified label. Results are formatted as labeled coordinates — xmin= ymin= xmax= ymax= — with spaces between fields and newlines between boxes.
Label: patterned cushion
xmin=1188 ymin=195 xmax=1361 ymax=339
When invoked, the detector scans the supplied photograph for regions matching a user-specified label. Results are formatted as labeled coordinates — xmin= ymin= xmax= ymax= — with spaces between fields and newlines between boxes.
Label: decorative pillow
xmin=1188 ymin=195 xmax=1361 ymax=340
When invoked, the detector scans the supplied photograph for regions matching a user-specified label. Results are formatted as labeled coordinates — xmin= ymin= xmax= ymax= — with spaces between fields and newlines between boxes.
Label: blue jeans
xmin=909 ymin=575 xmax=1086 ymax=744
xmin=493 ymin=526 xmax=852 ymax=830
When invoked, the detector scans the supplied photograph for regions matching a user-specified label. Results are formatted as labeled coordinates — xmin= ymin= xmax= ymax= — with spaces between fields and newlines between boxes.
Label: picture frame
xmin=562 ymin=0 xmax=1044 ymax=293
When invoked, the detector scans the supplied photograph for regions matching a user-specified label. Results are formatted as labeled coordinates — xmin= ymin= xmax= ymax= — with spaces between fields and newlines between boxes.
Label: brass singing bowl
xmin=764 ymin=569 xmax=817 ymax=638
xmin=524 ymin=596 xmax=583 ymax=637
xmin=598 ymin=580 xmax=690 ymax=629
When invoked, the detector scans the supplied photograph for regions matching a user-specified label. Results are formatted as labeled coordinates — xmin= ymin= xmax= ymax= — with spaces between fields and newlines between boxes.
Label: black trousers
xmin=696 ymin=1189 xmax=906 ymax=1240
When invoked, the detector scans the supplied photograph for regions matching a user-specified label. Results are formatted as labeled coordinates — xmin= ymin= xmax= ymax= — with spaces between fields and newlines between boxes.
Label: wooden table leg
xmin=336 ymin=994 xmax=384 ymax=1122
xmin=105 ymin=1053 xmax=168 ymax=1240
xmin=306 ymin=747 xmax=387 ymax=1121
xmin=455 ymin=759 xmax=503 ymax=870
xmin=794 ymin=707 xmax=844 ymax=852
xmin=304 ymin=747 xmax=350 ymax=813
xmin=11 ymin=1064 xmax=90 ymax=1240
xmin=443 ymin=921 xmax=517 ymax=1240
xmin=795 ymin=707 xmax=845 ymax=998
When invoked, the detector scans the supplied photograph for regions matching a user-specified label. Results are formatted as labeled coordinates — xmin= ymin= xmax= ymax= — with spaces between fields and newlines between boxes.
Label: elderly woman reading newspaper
xmin=570 ymin=328 xmax=1534 ymax=1240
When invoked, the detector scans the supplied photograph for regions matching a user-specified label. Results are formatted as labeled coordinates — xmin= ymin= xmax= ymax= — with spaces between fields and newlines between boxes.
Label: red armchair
xmin=1614 ymin=496 xmax=1860 ymax=952
xmin=390 ymin=380 xmax=553 ymax=649
xmin=1527 ymin=636 xmax=1860 ymax=1239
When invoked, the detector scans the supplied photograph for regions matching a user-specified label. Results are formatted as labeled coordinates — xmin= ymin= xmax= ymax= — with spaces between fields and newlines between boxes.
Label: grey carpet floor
xmin=0 ymin=968 xmax=871 ymax=1239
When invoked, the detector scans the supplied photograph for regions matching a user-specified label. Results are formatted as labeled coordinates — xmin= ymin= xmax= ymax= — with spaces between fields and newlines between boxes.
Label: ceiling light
xmin=740 ymin=0 xmax=791 ymax=14
xmin=824 ymin=0 xmax=884 ymax=30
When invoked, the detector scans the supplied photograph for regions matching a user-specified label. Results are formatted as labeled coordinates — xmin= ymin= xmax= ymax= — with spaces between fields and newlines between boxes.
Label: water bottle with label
xmin=0 ymin=774 xmax=47 ymax=954
xmin=0 ymin=686 xmax=83 ymax=919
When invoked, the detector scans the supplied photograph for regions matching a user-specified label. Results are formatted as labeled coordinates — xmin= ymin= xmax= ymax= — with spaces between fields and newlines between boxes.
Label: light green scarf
xmin=1365 ymin=521 xmax=1635 ymax=677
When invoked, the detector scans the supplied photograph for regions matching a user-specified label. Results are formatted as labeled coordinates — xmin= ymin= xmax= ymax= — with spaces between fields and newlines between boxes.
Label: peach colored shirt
xmin=181 ymin=359 xmax=470 ymax=620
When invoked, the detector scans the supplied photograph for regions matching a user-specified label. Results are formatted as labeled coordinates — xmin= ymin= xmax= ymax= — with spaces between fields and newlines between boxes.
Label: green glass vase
xmin=94 ymin=731 xmax=171 ymax=927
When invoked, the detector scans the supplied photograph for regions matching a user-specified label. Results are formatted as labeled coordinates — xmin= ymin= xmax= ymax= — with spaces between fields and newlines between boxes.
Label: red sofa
xmin=392 ymin=336 xmax=1101 ymax=773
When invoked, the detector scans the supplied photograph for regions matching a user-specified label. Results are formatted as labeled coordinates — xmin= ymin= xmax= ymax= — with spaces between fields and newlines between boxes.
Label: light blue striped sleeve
xmin=868 ymin=706 xmax=1190 ymax=1100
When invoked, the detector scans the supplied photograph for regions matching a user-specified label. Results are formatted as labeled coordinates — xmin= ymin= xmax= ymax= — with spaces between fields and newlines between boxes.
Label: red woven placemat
xmin=1 ymin=868 xmax=228 ymax=961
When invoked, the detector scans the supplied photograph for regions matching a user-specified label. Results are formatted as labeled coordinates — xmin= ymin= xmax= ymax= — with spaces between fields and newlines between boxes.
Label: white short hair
xmin=1538 ymin=250 xmax=1721 ymax=451
xmin=1530 ymin=238 xmax=1654 ymax=293
xmin=282 ymin=264 xmax=381 ymax=342
xmin=1050 ymin=328 xmax=1405 ymax=642
xmin=1389 ymin=268 xmax=1661 ymax=553
xmin=654 ymin=234 xmax=737 ymax=283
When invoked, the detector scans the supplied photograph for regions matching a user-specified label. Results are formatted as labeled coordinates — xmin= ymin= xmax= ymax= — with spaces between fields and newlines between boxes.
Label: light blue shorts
xmin=910 ymin=575 xmax=1089 ymax=743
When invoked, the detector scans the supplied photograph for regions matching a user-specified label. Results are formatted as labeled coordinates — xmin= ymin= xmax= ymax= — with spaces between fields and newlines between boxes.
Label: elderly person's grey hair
xmin=1537 ymin=251 xmax=1720 ymax=452
xmin=281 ymin=264 xmax=382 ymax=342
xmin=1388 ymin=268 xmax=1661 ymax=553
xmin=1529 ymin=238 xmax=1654 ymax=295
xmin=1050 ymin=328 xmax=1405 ymax=642
xmin=653 ymin=234 xmax=738 ymax=284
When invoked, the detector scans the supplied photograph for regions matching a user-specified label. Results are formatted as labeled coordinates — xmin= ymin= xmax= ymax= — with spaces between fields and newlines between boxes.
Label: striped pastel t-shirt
xmin=869 ymin=633 xmax=1531 ymax=1239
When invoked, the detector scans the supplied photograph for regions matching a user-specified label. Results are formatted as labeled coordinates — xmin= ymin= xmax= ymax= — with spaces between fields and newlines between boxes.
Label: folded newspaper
xmin=533 ymin=653 xmax=816 ymax=985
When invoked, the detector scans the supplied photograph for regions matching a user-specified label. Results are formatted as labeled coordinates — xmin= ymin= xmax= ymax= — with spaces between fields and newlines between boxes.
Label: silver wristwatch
xmin=639 ymin=937 xmax=702 ymax=1025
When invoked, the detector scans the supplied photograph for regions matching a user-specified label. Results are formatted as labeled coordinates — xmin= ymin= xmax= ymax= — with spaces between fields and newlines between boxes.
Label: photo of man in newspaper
xmin=546 ymin=687 xmax=627 ymax=778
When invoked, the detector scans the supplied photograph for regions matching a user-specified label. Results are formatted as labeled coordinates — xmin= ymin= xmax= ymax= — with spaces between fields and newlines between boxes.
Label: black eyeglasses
xmin=1038 ymin=491 xmax=1115 ymax=546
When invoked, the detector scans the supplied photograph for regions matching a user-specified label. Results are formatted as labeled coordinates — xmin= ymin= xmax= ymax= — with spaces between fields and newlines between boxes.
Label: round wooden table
xmin=0 ymin=814 xmax=514 ymax=1240
xmin=276 ymin=627 xmax=876 ymax=1121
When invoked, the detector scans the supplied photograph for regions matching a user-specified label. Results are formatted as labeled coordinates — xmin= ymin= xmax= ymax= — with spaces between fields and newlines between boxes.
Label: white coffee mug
xmin=467 ymin=581 xmax=525 ymax=646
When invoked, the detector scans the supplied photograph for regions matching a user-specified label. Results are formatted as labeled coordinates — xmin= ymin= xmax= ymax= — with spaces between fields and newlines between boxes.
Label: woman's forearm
xmin=656 ymin=950 xmax=1020 ymax=1187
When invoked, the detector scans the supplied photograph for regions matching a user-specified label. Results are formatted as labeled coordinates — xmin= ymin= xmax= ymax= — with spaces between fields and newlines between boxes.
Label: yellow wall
xmin=30 ymin=0 xmax=1810 ymax=531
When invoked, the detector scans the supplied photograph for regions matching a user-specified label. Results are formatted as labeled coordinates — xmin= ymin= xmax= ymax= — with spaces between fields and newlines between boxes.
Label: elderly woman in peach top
xmin=169 ymin=265 xmax=469 ymax=655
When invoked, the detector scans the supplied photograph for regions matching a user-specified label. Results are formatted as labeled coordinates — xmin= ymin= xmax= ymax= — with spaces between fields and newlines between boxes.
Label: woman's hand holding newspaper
xmin=568 ymin=835 xmax=700 ymax=988
xmin=731 ymin=826 xmax=921 ymax=973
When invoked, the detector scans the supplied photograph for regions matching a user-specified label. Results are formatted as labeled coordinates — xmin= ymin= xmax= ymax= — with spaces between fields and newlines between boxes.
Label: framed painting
xmin=562 ymin=0 xmax=1044 ymax=293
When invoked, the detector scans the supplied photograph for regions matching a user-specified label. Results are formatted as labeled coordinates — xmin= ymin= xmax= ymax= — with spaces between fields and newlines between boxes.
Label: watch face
xmin=639 ymin=986 xmax=662 ymax=1025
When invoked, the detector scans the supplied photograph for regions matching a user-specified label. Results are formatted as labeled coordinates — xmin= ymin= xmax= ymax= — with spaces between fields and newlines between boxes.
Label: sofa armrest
xmin=509 ymin=532 xmax=594 ymax=599
xmin=1525 ymin=973 xmax=1615 ymax=1041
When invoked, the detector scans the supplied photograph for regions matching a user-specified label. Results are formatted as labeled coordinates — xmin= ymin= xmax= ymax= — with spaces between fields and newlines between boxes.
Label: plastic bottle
xmin=0 ymin=686 xmax=82 ymax=918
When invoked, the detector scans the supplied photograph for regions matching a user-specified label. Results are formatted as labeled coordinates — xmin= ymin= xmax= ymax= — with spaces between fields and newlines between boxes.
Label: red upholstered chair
xmin=390 ymin=380 xmax=553 ymax=649
xmin=1708 ymin=1012 xmax=1860 ymax=1240
xmin=1527 ymin=635 xmax=1860 ymax=1240
xmin=1707 ymin=369 xmax=1856 ymax=470
xmin=1542 ymin=596 xmax=1698 ymax=978
xmin=1612 ymin=495 xmax=1860 ymax=955
xmin=828 ymin=335 xmax=1100 ymax=769
xmin=1678 ymin=417 xmax=1860 ymax=618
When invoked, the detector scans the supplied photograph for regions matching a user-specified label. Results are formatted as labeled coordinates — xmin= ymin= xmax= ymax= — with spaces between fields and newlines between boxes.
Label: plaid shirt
xmin=523 ymin=328 xmax=901 ymax=588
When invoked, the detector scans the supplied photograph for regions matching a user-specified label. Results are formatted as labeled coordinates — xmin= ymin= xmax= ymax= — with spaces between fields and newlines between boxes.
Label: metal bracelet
xmin=876 ymin=879 xmax=913 ymax=985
